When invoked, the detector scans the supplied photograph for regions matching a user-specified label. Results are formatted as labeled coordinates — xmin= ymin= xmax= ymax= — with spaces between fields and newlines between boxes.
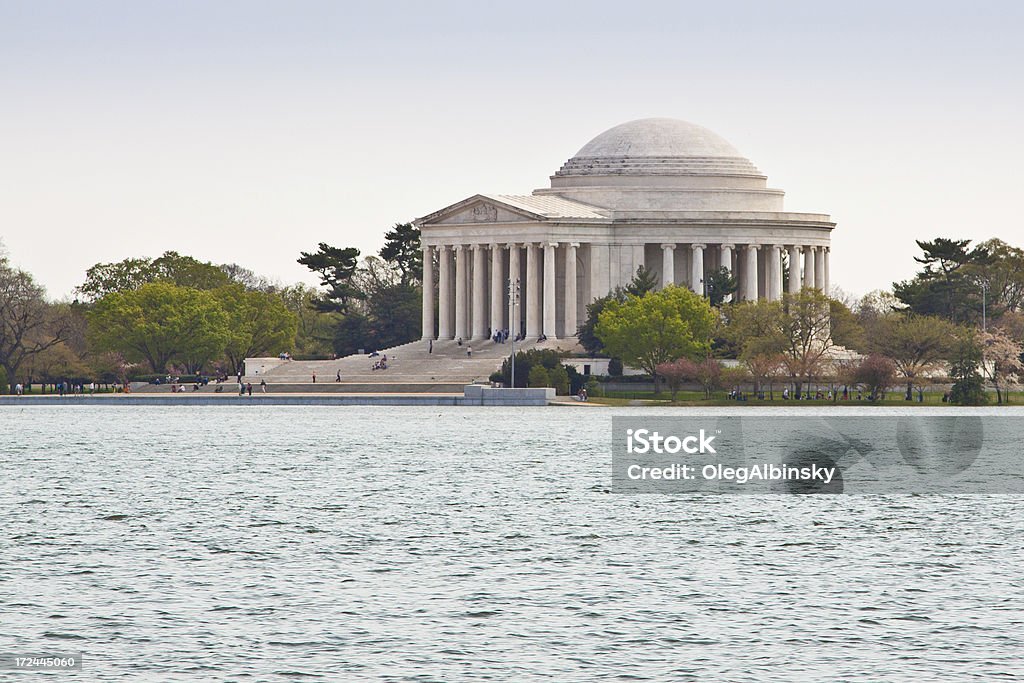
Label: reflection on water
xmin=2 ymin=406 xmax=1023 ymax=681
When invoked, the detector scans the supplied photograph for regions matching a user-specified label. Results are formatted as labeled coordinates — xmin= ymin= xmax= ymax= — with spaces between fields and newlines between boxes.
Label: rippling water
xmin=2 ymin=405 xmax=1023 ymax=681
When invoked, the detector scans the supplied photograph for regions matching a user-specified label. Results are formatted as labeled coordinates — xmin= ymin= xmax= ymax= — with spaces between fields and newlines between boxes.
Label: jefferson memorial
xmin=416 ymin=118 xmax=834 ymax=342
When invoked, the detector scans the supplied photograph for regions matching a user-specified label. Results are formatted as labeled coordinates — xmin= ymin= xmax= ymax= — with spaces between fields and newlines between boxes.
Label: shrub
xmin=549 ymin=365 xmax=570 ymax=395
xmin=528 ymin=365 xmax=550 ymax=388
xmin=607 ymin=357 xmax=623 ymax=376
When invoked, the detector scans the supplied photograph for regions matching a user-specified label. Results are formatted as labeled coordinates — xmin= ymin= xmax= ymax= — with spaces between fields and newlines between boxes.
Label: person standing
xmin=246 ymin=382 xmax=253 ymax=396
xmin=260 ymin=378 xmax=267 ymax=393
xmin=429 ymin=339 xmax=433 ymax=354
xmin=312 ymin=372 xmax=317 ymax=383
xmin=335 ymin=370 xmax=341 ymax=382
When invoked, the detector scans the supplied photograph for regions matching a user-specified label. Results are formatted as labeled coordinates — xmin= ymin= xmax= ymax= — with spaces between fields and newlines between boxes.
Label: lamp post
xmin=981 ymin=280 xmax=989 ymax=332
xmin=508 ymin=278 xmax=521 ymax=388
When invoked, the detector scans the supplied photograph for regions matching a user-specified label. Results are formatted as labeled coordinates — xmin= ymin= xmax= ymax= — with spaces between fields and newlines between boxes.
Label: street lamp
xmin=508 ymin=278 xmax=521 ymax=388
xmin=981 ymin=280 xmax=989 ymax=332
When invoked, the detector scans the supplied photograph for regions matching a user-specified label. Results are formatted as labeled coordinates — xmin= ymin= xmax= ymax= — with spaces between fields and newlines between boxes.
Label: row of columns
xmin=422 ymin=242 xmax=579 ymax=341
xmin=660 ymin=243 xmax=830 ymax=301
xmin=423 ymin=242 xmax=831 ymax=341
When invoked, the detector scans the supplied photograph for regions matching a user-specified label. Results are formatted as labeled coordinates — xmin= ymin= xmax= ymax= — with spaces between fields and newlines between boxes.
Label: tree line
xmin=577 ymin=238 xmax=1024 ymax=405
xmin=0 ymin=224 xmax=424 ymax=391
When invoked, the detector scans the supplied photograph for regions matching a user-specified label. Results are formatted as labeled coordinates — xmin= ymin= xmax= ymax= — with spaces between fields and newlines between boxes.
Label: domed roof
xmin=555 ymin=118 xmax=762 ymax=178
xmin=574 ymin=118 xmax=742 ymax=159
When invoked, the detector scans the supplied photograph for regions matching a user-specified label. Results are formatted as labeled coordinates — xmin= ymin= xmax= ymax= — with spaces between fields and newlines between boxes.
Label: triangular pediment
xmin=417 ymin=195 xmax=546 ymax=226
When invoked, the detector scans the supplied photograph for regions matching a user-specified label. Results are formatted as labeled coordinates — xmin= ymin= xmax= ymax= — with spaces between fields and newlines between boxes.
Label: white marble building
xmin=415 ymin=118 xmax=834 ymax=342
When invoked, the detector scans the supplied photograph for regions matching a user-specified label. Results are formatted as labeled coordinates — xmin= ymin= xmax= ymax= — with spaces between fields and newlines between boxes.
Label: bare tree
xmin=0 ymin=260 xmax=72 ymax=386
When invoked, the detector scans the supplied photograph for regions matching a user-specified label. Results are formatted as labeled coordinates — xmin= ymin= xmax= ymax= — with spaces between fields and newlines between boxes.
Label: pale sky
xmin=2 ymin=1 xmax=1022 ymax=299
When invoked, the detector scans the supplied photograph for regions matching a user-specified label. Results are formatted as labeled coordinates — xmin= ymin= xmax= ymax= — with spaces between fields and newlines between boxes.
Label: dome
xmin=554 ymin=117 xmax=762 ymax=178
xmin=574 ymin=118 xmax=742 ymax=159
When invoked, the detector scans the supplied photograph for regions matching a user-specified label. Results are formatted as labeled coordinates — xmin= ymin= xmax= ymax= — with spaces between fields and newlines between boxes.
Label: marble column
xmin=508 ymin=244 xmax=521 ymax=336
xmin=744 ymin=245 xmax=759 ymax=300
xmin=814 ymin=247 xmax=826 ymax=291
xmin=490 ymin=244 xmax=504 ymax=336
xmin=454 ymin=245 xmax=468 ymax=341
xmin=543 ymin=242 xmax=558 ymax=340
xmin=690 ymin=243 xmax=705 ymax=294
xmin=437 ymin=245 xmax=452 ymax=339
xmin=787 ymin=245 xmax=801 ymax=294
xmin=525 ymin=243 xmax=540 ymax=338
xmin=767 ymin=245 xmax=783 ymax=301
xmin=823 ymin=247 xmax=831 ymax=295
xmin=804 ymin=246 xmax=817 ymax=290
xmin=720 ymin=243 xmax=734 ymax=302
xmin=421 ymin=245 xmax=434 ymax=340
xmin=472 ymin=244 xmax=487 ymax=340
xmin=661 ymin=244 xmax=675 ymax=287
xmin=564 ymin=242 xmax=579 ymax=337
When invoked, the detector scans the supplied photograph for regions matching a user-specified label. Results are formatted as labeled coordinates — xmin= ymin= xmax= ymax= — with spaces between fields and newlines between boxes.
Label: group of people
xmin=372 ymin=353 xmax=389 ymax=371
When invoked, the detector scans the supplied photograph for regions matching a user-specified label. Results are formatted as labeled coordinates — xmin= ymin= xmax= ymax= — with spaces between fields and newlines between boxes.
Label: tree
xmin=625 ymin=265 xmax=658 ymax=297
xmin=780 ymin=289 xmax=835 ymax=398
xmin=217 ymin=284 xmax=299 ymax=375
xmin=721 ymin=365 xmax=752 ymax=396
xmin=528 ymin=365 xmax=550 ymax=388
xmin=278 ymin=284 xmax=336 ymax=357
xmin=0 ymin=257 xmax=71 ymax=386
xmin=549 ymin=364 xmax=570 ymax=395
xmin=595 ymin=285 xmax=716 ymax=388
xmin=949 ymin=331 xmax=988 ymax=405
xmin=655 ymin=358 xmax=690 ymax=400
xmin=868 ymin=314 xmax=957 ymax=398
xmin=745 ymin=353 xmax=785 ymax=398
xmin=497 ymin=349 xmax=576 ymax=389
xmin=978 ymin=329 xmax=1024 ymax=405
xmin=297 ymin=243 xmax=363 ymax=313
xmin=356 ymin=256 xmax=421 ymax=350
xmin=691 ymin=357 xmax=723 ymax=399
xmin=720 ymin=299 xmax=787 ymax=361
xmin=76 ymin=251 xmax=231 ymax=301
xmin=705 ymin=266 xmax=738 ymax=307
xmin=893 ymin=238 xmax=992 ymax=323
xmin=379 ymin=223 xmax=422 ymax=284
xmin=852 ymin=354 xmax=898 ymax=401
xmin=88 ymin=282 xmax=230 ymax=373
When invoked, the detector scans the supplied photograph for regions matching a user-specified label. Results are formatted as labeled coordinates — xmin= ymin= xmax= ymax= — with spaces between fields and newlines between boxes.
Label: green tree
xmin=549 ymin=364 xmax=570 ymax=395
xmin=88 ymin=282 xmax=230 ymax=373
xmin=217 ymin=284 xmax=299 ymax=374
xmin=779 ymin=289 xmax=835 ymax=398
xmin=625 ymin=265 xmax=658 ymax=297
xmin=297 ymin=243 xmax=363 ymax=313
xmin=595 ymin=285 xmax=716 ymax=387
xmin=77 ymin=251 xmax=231 ymax=301
xmin=893 ymin=238 xmax=992 ymax=323
xmin=949 ymin=331 xmax=987 ymax=405
xmin=705 ymin=266 xmax=738 ymax=307
xmin=867 ymin=314 xmax=957 ymax=398
xmin=527 ymin=364 xmax=550 ymax=388
xmin=379 ymin=223 xmax=422 ymax=284
xmin=278 ymin=283 xmax=337 ymax=357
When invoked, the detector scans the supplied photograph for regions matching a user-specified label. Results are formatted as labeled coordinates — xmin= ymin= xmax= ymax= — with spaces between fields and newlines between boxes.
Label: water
xmin=2 ymin=406 xmax=1023 ymax=681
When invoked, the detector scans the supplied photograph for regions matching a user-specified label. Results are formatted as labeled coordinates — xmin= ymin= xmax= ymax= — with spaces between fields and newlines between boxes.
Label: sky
xmin=2 ymin=0 xmax=1022 ymax=299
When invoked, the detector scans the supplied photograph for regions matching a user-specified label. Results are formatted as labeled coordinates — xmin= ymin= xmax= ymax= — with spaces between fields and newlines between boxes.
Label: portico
xmin=415 ymin=118 xmax=835 ymax=343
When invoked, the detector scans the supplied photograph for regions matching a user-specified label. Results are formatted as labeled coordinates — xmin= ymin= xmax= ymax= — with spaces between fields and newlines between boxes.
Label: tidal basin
xmin=2 ymin=405 xmax=1023 ymax=681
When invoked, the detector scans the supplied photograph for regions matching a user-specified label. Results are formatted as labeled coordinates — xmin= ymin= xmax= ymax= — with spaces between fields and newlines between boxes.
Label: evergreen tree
xmin=949 ymin=332 xmax=988 ymax=405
